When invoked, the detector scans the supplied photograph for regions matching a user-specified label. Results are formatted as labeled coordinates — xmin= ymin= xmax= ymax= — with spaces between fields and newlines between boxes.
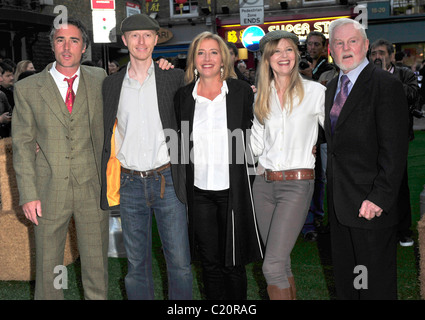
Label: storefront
xmin=0 ymin=8 xmax=53 ymax=65
xmin=363 ymin=0 xmax=425 ymax=68
xmin=216 ymin=9 xmax=354 ymax=69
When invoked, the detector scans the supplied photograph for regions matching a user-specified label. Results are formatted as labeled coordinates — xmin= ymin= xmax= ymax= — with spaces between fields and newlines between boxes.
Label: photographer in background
xmin=369 ymin=38 xmax=419 ymax=247
xmin=226 ymin=42 xmax=251 ymax=84
xmin=299 ymin=31 xmax=334 ymax=242
xmin=299 ymin=31 xmax=334 ymax=81
xmin=370 ymin=39 xmax=419 ymax=141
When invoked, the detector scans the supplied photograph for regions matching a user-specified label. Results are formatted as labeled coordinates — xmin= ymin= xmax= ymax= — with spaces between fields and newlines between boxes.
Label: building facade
xmin=0 ymin=0 xmax=424 ymax=73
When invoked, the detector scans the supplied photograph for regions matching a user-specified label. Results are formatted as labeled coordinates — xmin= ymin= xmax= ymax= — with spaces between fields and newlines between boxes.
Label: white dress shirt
xmin=115 ymin=61 xmax=170 ymax=171
xmin=192 ymin=80 xmax=229 ymax=190
xmin=250 ymin=78 xmax=325 ymax=171
xmin=334 ymin=58 xmax=369 ymax=98
xmin=49 ymin=61 xmax=80 ymax=102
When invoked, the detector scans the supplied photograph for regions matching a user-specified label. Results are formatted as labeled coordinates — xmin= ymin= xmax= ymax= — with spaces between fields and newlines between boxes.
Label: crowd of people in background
xmin=3 ymin=14 xmax=425 ymax=301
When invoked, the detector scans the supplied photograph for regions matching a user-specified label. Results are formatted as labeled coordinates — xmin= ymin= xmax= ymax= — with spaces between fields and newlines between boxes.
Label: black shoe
xmin=303 ymin=231 xmax=318 ymax=242
xmin=399 ymin=236 xmax=414 ymax=247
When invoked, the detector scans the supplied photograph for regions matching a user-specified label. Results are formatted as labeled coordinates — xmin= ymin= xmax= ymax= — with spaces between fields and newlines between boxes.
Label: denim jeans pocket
xmin=120 ymin=173 xmax=131 ymax=187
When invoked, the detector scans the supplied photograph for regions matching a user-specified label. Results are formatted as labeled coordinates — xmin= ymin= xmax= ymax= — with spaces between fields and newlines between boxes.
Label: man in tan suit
xmin=12 ymin=18 xmax=108 ymax=299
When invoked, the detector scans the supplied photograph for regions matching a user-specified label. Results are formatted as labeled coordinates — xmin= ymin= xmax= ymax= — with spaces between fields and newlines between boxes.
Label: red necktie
xmin=64 ymin=75 xmax=77 ymax=113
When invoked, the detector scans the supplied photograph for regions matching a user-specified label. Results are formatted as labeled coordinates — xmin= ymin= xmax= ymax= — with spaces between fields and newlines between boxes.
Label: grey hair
xmin=328 ymin=18 xmax=367 ymax=44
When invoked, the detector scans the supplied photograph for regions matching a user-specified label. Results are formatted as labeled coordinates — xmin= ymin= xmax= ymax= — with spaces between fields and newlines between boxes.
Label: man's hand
xmin=358 ymin=200 xmax=383 ymax=220
xmin=156 ymin=58 xmax=174 ymax=70
xmin=22 ymin=200 xmax=42 ymax=225
xmin=0 ymin=112 xmax=11 ymax=124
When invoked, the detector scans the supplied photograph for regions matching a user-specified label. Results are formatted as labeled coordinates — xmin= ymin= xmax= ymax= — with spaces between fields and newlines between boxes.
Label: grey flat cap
xmin=120 ymin=13 xmax=160 ymax=33
xmin=259 ymin=30 xmax=300 ymax=53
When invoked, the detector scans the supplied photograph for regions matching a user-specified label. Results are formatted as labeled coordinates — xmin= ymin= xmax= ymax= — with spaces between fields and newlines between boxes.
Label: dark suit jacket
xmin=174 ymin=78 xmax=263 ymax=266
xmin=392 ymin=65 xmax=419 ymax=140
xmin=325 ymin=62 xmax=409 ymax=229
xmin=100 ymin=63 xmax=186 ymax=210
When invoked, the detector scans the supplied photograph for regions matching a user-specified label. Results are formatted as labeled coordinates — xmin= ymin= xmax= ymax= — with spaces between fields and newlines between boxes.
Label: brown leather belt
xmin=121 ymin=163 xmax=171 ymax=199
xmin=121 ymin=162 xmax=171 ymax=178
xmin=264 ymin=168 xmax=315 ymax=182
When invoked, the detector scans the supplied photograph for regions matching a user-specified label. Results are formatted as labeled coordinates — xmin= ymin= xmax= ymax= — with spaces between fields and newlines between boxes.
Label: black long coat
xmin=174 ymin=78 xmax=263 ymax=266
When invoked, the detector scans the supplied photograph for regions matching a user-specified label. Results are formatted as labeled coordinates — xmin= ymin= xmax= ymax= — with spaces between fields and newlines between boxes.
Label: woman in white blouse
xmin=174 ymin=32 xmax=263 ymax=300
xmin=250 ymin=30 xmax=325 ymax=300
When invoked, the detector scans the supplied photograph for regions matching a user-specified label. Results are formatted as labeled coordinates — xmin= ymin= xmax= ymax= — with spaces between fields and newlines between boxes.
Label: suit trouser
xmin=397 ymin=166 xmax=412 ymax=238
xmin=34 ymin=175 xmax=109 ymax=300
xmin=253 ymin=176 xmax=314 ymax=289
xmin=329 ymin=207 xmax=398 ymax=300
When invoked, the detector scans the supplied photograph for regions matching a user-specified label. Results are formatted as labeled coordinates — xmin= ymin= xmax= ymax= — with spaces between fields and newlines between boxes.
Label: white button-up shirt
xmin=192 ymin=80 xmax=230 ymax=190
xmin=250 ymin=78 xmax=325 ymax=171
xmin=49 ymin=61 xmax=80 ymax=102
xmin=334 ymin=57 xmax=369 ymax=99
xmin=115 ymin=61 xmax=170 ymax=171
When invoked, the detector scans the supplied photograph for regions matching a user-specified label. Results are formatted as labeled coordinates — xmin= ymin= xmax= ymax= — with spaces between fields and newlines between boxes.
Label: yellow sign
xmin=223 ymin=16 xmax=350 ymax=44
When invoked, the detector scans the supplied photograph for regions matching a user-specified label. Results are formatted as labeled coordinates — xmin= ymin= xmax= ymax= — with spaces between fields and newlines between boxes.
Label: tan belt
xmin=264 ymin=168 xmax=315 ymax=182
xmin=121 ymin=163 xmax=171 ymax=199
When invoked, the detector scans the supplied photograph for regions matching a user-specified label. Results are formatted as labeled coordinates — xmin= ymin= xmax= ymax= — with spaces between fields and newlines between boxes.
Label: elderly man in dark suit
xmin=12 ymin=18 xmax=108 ymax=300
xmin=325 ymin=18 xmax=409 ymax=299
xmin=369 ymin=38 xmax=419 ymax=248
xmin=100 ymin=14 xmax=192 ymax=300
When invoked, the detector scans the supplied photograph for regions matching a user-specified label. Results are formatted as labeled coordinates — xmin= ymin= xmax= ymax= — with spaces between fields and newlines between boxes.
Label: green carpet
xmin=1 ymin=131 xmax=424 ymax=300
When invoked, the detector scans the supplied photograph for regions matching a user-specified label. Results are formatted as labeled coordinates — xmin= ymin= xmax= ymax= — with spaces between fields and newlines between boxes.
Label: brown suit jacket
xmin=12 ymin=64 xmax=106 ymax=212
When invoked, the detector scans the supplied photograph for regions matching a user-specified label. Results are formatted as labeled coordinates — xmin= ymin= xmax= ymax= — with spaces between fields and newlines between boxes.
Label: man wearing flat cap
xmin=100 ymin=13 xmax=192 ymax=300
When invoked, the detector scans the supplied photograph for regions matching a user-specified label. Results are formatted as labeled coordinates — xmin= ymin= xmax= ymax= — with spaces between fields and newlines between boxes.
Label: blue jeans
xmin=119 ymin=166 xmax=192 ymax=300
xmin=302 ymin=143 xmax=327 ymax=235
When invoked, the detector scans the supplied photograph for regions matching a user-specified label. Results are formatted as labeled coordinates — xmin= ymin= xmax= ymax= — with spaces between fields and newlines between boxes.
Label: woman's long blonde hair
xmin=254 ymin=38 xmax=304 ymax=124
xmin=14 ymin=60 xmax=33 ymax=81
xmin=184 ymin=31 xmax=236 ymax=84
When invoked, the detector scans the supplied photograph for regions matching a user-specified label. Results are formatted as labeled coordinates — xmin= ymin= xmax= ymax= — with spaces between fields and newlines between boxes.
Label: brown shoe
xmin=267 ymin=285 xmax=293 ymax=300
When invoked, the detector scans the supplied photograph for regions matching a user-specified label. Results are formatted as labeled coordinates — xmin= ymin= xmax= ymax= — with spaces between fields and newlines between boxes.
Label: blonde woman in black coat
xmin=174 ymin=31 xmax=263 ymax=300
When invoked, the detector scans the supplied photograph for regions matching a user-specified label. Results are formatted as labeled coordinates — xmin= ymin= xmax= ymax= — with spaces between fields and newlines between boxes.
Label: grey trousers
xmin=253 ymin=175 xmax=314 ymax=289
